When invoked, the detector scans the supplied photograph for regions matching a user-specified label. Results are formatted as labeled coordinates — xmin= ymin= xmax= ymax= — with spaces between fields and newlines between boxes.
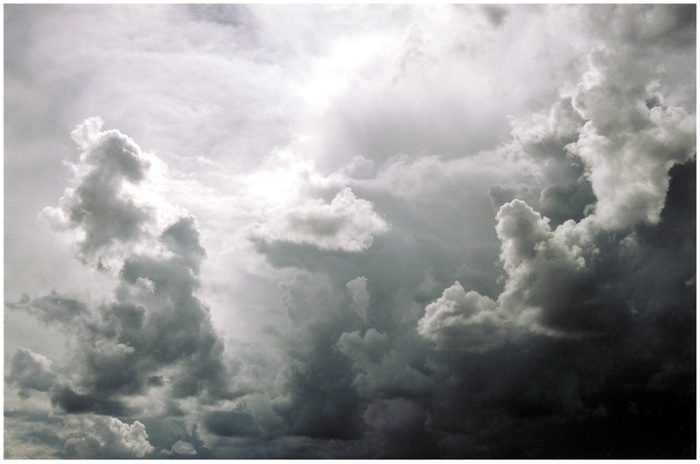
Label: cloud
xmin=257 ymin=187 xmax=389 ymax=252
xmin=61 ymin=416 xmax=154 ymax=458
xmin=346 ymin=276 xmax=370 ymax=323
xmin=587 ymin=4 xmax=696 ymax=48
xmin=9 ymin=119 xmax=234 ymax=419
xmin=4 ymin=5 xmax=695 ymax=460
xmin=170 ymin=440 xmax=197 ymax=455
xmin=568 ymin=54 xmax=696 ymax=230
xmin=40 ymin=117 xmax=156 ymax=264
xmin=202 ymin=408 xmax=262 ymax=438
xmin=337 ymin=329 xmax=435 ymax=399
xmin=6 ymin=348 xmax=56 ymax=398
xmin=420 ymin=11 xmax=696 ymax=345
xmin=417 ymin=281 xmax=508 ymax=351
xmin=6 ymin=292 xmax=88 ymax=328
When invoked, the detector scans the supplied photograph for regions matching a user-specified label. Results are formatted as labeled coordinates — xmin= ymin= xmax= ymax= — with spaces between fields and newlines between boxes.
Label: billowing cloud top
xmin=5 ymin=4 xmax=696 ymax=460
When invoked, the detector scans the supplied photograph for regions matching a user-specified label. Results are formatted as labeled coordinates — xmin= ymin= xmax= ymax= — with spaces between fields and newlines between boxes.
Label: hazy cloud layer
xmin=5 ymin=4 xmax=695 ymax=459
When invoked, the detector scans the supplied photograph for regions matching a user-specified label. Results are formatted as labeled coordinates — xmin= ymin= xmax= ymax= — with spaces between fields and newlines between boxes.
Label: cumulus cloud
xmin=417 ymin=282 xmax=508 ymax=351
xmin=420 ymin=12 xmax=696 ymax=347
xmin=61 ymin=416 xmax=154 ymax=458
xmin=5 ymin=4 xmax=695 ymax=460
xmin=48 ymin=214 xmax=231 ymax=410
xmin=258 ymin=187 xmax=389 ymax=252
xmin=6 ymin=348 xmax=56 ymax=398
xmin=569 ymin=54 xmax=696 ymax=230
xmin=9 ymin=119 xmax=233 ymax=420
xmin=170 ymin=440 xmax=197 ymax=455
xmin=40 ymin=117 xmax=156 ymax=264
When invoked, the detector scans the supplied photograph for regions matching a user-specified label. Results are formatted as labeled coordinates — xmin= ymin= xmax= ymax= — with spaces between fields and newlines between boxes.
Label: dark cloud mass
xmin=4 ymin=4 xmax=696 ymax=459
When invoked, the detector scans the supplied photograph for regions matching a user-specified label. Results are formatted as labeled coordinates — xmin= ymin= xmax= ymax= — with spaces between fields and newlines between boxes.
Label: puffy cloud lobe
xmin=61 ymin=416 xmax=154 ymax=458
xmin=171 ymin=440 xmax=197 ymax=455
xmin=6 ymin=348 xmax=56 ymax=398
xmin=493 ymin=200 xmax=615 ymax=336
xmin=568 ymin=50 xmax=696 ymax=230
xmin=41 ymin=117 xmax=154 ymax=262
xmin=417 ymin=282 xmax=508 ymax=351
xmin=260 ymin=187 xmax=389 ymax=252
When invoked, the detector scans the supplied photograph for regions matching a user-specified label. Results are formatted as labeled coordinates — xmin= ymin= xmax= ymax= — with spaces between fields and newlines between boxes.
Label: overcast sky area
xmin=4 ymin=4 xmax=696 ymax=459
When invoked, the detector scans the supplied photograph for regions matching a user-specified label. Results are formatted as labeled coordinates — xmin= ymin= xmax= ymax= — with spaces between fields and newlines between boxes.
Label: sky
xmin=3 ymin=3 xmax=697 ymax=459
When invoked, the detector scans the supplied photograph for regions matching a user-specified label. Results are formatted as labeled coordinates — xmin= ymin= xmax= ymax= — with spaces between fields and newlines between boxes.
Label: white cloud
xmin=62 ymin=416 xmax=154 ymax=458
xmin=567 ymin=48 xmax=696 ymax=230
xmin=257 ymin=188 xmax=389 ymax=252
xmin=417 ymin=281 xmax=508 ymax=352
xmin=171 ymin=440 xmax=197 ymax=455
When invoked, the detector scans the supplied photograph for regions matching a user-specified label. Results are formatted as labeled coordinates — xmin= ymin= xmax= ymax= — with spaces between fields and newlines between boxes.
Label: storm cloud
xmin=5 ymin=4 xmax=695 ymax=459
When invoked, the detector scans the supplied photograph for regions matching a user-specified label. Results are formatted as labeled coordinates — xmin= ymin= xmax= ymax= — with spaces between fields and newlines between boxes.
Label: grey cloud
xmin=421 ymin=10 xmax=696 ymax=345
xmin=491 ymin=97 xmax=595 ymax=228
xmin=41 ymin=117 xmax=153 ymax=263
xmin=203 ymin=408 xmax=262 ymax=438
xmin=5 ymin=5 xmax=695 ymax=460
xmin=10 ymin=121 xmax=233 ymax=418
xmin=404 ymin=8 xmax=695 ymax=456
xmin=4 ymin=410 xmax=65 ymax=459
xmin=587 ymin=4 xmax=696 ymax=48
xmin=337 ymin=329 xmax=435 ymax=399
xmin=77 ymin=216 xmax=231 ymax=403
xmin=6 ymin=348 xmax=56 ymax=398
xmin=6 ymin=292 xmax=88 ymax=328
xmin=50 ymin=385 xmax=131 ymax=416
xmin=480 ymin=5 xmax=509 ymax=27
xmin=268 ymin=270 xmax=367 ymax=441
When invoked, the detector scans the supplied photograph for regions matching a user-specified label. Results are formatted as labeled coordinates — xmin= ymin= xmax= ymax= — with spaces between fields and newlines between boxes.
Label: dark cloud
xmin=50 ymin=385 xmax=131 ymax=416
xmin=5 ymin=5 xmax=695 ymax=460
xmin=480 ymin=5 xmax=509 ymax=27
xmin=203 ymin=408 xmax=262 ymax=438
